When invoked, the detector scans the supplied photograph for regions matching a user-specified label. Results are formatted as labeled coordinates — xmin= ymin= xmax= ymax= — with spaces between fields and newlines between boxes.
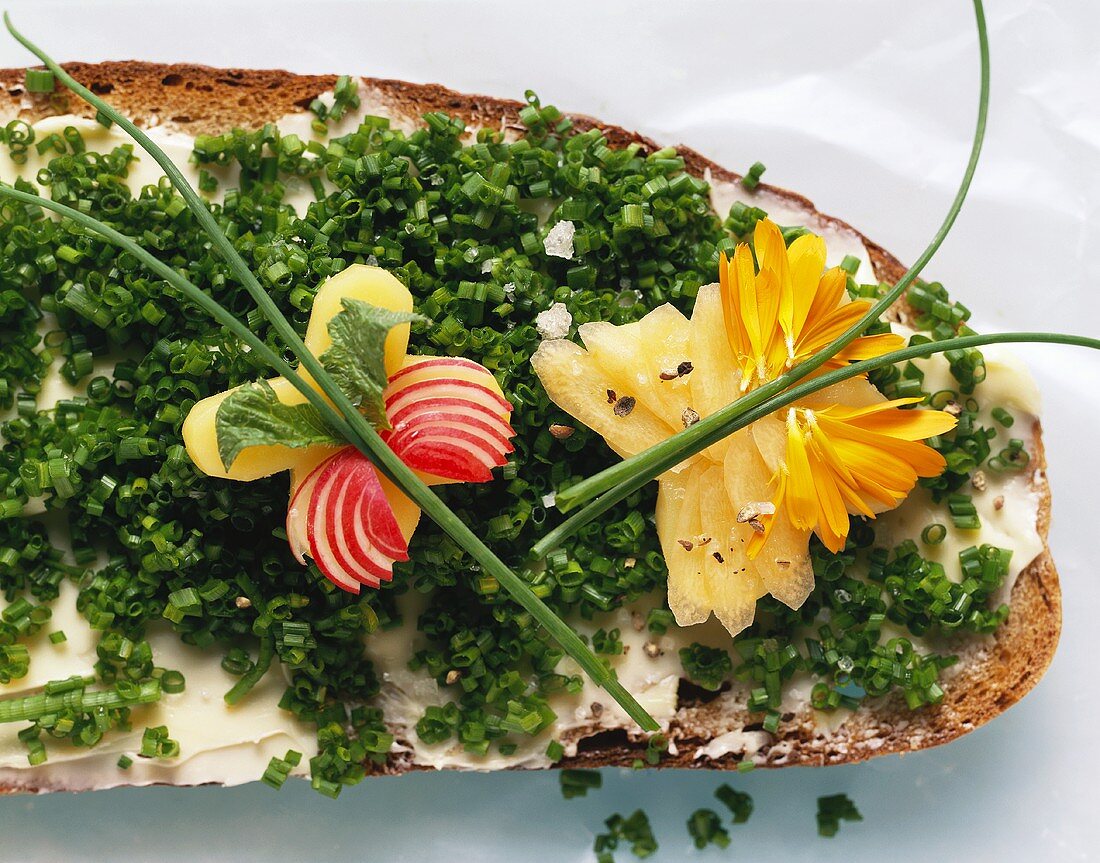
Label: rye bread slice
xmin=0 ymin=62 xmax=1060 ymax=786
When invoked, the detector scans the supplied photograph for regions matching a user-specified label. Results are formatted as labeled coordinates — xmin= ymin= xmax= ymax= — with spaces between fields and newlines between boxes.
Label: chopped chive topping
xmin=991 ymin=406 xmax=1014 ymax=427
xmin=594 ymin=810 xmax=658 ymax=861
xmin=560 ymin=767 xmax=602 ymax=799
xmin=740 ymin=160 xmax=766 ymax=191
xmin=679 ymin=643 xmax=732 ymax=691
xmin=816 ymin=793 xmax=863 ymax=837
xmin=921 ymin=523 xmax=947 ymax=545
xmin=117 ymin=754 xmax=133 ymax=770
xmin=48 ymin=631 xmax=67 ymax=644
xmin=715 ymin=783 xmax=754 ymax=823
xmin=262 ymin=748 xmax=303 ymax=789
xmin=138 ymin=725 xmax=180 ymax=759
xmin=687 ymin=809 xmax=730 ymax=849
xmin=23 ymin=68 xmax=54 ymax=92
xmin=545 ymin=740 xmax=565 ymax=762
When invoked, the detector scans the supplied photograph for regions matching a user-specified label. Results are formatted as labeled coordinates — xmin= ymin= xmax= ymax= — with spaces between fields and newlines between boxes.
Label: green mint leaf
xmin=320 ymin=297 xmax=423 ymax=428
xmin=215 ymin=379 xmax=343 ymax=470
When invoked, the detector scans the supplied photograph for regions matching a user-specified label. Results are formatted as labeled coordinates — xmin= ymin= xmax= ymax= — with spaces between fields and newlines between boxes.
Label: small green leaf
xmin=320 ymin=297 xmax=423 ymax=427
xmin=215 ymin=380 xmax=343 ymax=470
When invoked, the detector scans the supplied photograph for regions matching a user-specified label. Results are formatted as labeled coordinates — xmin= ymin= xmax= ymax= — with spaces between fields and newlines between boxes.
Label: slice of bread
xmin=0 ymin=62 xmax=1059 ymax=787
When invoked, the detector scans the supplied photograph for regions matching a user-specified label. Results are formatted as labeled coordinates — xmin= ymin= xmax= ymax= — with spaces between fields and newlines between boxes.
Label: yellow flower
xmin=532 ymin=221 xmax=955 ymax=635
xmin=719 ymin=219 xmax=905 ymax=392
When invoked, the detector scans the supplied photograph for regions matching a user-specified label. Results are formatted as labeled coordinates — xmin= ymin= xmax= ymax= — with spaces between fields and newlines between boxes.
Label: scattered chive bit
xmin=117 ymin=754 xmax=133 ymax=770
xmin=687 ymin=809 xmax=730 ymax=849
xmin=679 ymin=643 xmax=732 ymax=691
xmin=644 ymin=732 xmax=668 ymax=766
xmin=991 ymin=406 xmax=1014 ymax=427
xmin=715 ymin=784 xmax=754 ymax=823
xmin=560 ymin=767 xmax=602 ymax=799
xmin=594 ymin=810 xmax=658 ymax=862
xmin=921 ymin=523 xmax=947 ymax=545
xmin=740 ymin=160 xmax=767 ymax=191
xmin=646 ymin=608 xmax=674 ymax=634
xmin=262 ymin=749 xmax=303 ymax=789
xmin=816 ymin=793 xmax=863 ymax=837
xmin=736 ymin=761 xmax=756 ymax=774
xmin=839 ymin=254 xmax=861 ymax=276
xmin=23 ymin=68 xmax=54 ymax=93
xmin=138 ymin=726 xmax=180 ymax=760
xmin=48 ymin=631 xmax=67 ymax=645
xmin=546 ymin=740 xmax=565 ymax=762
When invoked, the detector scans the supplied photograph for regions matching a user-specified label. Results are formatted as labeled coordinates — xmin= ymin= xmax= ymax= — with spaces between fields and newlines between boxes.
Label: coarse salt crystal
xmin=535 ymin=302 xmax=573 ymax=339
xmin=543 ymin=220 xmax=576 ymax=259
xmin=541 ymin=492 xmax=557 ymax=509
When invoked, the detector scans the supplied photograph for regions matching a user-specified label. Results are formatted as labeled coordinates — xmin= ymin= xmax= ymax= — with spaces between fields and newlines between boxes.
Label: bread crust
xmin=0 ymin=62 xmax=1059 ymax=787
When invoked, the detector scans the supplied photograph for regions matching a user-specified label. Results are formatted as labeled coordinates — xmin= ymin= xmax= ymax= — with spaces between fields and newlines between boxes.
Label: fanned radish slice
xmin=380 ymin=363 xmax=516 ymax=482
xmin=302 ymin=448 xmax=410 ymax=593
xmin=286 ymin=452 xmax=336 ymax=565
xmin=385 ymin=378 xmax=512 ymax=419
xmin=388 ymin=397 xmax=515 ymax=440
xmin=387 ymin=356 xmax=496 ymax=387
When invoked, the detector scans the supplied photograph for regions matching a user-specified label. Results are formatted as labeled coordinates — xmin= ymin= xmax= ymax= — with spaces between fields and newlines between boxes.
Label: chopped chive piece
xmin=560 ymin=768 xmax=602 ymax=799
xmin=921 ymin=523 xmax=947 ymax=545
xmin=839 ymin=254 xmax=861 ymax=275
xmin=24 ymin=68 xmax=54 ymax=92
xmin=740 ymin=160 xmax=766 ymax=191
xmin=687 ymin=809 xmax=730 ymax=849
xmin=546 ymin=740 xmax=565 ymax=762
xmin=715 ymin=784 xmax=754 ymax=823
xmin=117 ymin=754 xmax=133 ymax=770
xmin=679 ymin=643 xmax=732 ymax=691
xmin=816 ymin=793 xmax=863 ymax=837
xmin=262 ymin=749 xmax=302 ymax=789
xmin=160 ymin=670 xmax=186 ymax=694
xmin=138 ymin=725 xmax=180 ymax=760
xmin=594 ymin=810 xmax=658 ymax=861
xmin=48 ymin=631 xmax=67 ymax=645
xmin=991 ymin=406 xmax=1014 ymax=427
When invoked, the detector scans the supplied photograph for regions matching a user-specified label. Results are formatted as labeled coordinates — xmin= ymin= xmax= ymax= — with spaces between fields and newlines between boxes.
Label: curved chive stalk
xmin=2 ymin=19 xmax=658 ymax=731
xmin=530 ymin=330 xmax=1100 ymax=557
xmin=555 ymin=0 xmax=991 ymax=513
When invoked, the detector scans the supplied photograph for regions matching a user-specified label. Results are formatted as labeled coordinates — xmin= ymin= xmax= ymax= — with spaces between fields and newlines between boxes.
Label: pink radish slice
xmin=386 ymin=356 xmax=491 ymax=385
xmin=305 ymin=462 xmax=365 ymax=593
xmin=385 ymin=378 xmax=512 ymax=418
xmin=286 ymin=454 xmax=336 ymax=565
xmin=304 ymin=449 xmax=409 ymax=592
xmin=387 ymin=397 xmax=515 ymax=439
xmin=391 ymin=438 xmax=493 ymax=483
xmin=323 ymin=466 xmax=386 ymax=585
xmin=388 ymin=411 xmax=514 ymax=457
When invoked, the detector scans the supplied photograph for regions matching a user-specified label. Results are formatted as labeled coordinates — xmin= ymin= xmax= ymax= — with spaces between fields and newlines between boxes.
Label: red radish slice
xmin=286 ymin=453 xmax=336 ymax=565
xmin=385 ymin=378 xmax=512 ymax=418
xmin=387 ymin=356 xmax=493 ymax=386
xmin=391 ymin=412 xmax=514 ymax=456
xmin=303 ymin=448 xmax=409 ymax=593
xmin=387 ymin=397 xmax=515 ymax=440
xmin=379 ymin=358 xmax=516 ymax=483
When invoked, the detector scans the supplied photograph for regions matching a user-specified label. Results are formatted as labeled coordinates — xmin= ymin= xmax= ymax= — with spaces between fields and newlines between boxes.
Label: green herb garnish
xmin=816 ymin=793 xmax=862 ymax=837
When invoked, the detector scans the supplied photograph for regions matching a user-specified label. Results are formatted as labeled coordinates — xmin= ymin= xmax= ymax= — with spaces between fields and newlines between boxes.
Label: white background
xmin=1 ymin=0 xmax=1098 ymax=860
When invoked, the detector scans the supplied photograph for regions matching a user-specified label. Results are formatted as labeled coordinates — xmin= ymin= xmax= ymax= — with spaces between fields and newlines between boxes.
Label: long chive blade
xmin=555 ymin=0 xmax=991 ymax=513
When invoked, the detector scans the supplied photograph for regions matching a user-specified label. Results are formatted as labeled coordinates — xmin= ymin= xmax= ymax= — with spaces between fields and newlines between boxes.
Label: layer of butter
xmin=0 ymin=105 xmax=1046 ymax=784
